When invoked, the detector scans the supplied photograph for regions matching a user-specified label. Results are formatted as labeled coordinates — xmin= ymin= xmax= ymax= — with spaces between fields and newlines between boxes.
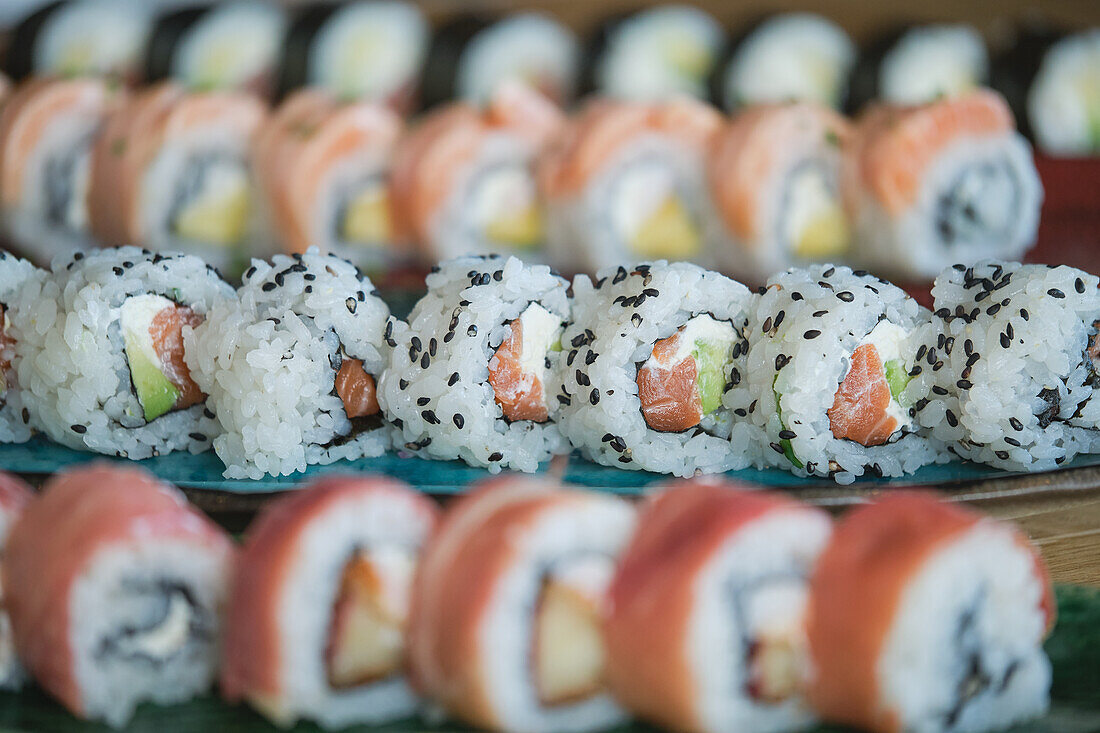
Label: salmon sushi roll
xmin=185 ymin=249 xmax=400 ymax=479
xmin=1021 ymin=29 xmax=1100 ymax=157
xmin=408 ymin=476 xmax=636 ymax=733
xmin=421 ymin=12 xmax=580 ymax=108
xmin=807 ymin=492 xmax=1054 ymax=733
xmin=87 ymin=82 xmax=266 ymax=277
xmin=10 ymin=247 xmax=231 ymax=459
xmin=278 ymin=1 xmax=428 ymax=114
xmin=145 ymin=1 xmax=287 ymax=96
xmin=729 ymin=264 xmax=946 ymax=482
xmin=718 ymin=14 xmax=856 ymax=111
xmin=0 ymin=252 xmax=44 ymax=444
xmin=390 ymin=82 xmax=563 ymax=262
xmin=222 ymin=476 xmax=438 ymax=727
xmin=0 ymin=76 xmax=122 ymax=261
xmin=377 ymin=255 xmax=569 ymax=473
xmin=556 ymin=261 xmax=753 ymax=476
xmin=845 ymin=90 xmax=1042 ymax=280
xmin=606 ymin=479 xmax=832 ymax=733
xmin=908 ymin=260 xmax=1100 ymax=471
xmin=586 ymin=5 xmax=725 ymax=103
xmin=710 ymin=103 xmax=853 ymax=283
xmin=539 ymin=98 xmax=724 ymax=272
xmin=3 ymin=464 xmax=234 ymax=727
xmin=0 ymin=472 xmax=32 ymax=690
xmin=252 ymin=90 xmax=404 ymax=271
xmin=5 ymin=0 xmax=154 ymax=84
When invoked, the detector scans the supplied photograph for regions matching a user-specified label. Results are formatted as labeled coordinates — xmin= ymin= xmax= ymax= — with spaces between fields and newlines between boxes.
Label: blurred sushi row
xmin=5 ymin=244 xmax=1100 ymax=485
xmin=0 ymin=73 xmax=1044 ymax=282
xmin=0 ymin=463 xmax=1056 ymax=733
xmin=4 ymin=1 xmax=1099 ymax=157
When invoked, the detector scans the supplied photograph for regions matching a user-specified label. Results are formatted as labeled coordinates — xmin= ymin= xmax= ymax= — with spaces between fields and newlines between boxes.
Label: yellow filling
xmin=631 ymin=196 xmax=700 ymax=258
xmin=534 ymin=581 xmax=606 ymax=706
xmin=325 ymin=554 xmax=406 ymax=688
xmin=174 ymin=183 xmax=250 ymax=247
xmin=342 ymin=185 xmax=392 ymax=246
xmin=485 ymin=204 xmax=543 ymax=250
xmin=795 ymin=204 xmax=850 ymax=259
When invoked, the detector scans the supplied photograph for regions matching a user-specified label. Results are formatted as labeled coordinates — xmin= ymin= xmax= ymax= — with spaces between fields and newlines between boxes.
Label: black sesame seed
xmin=946 ymin=410 xmax=959 ymax=427
xmin=112 ymin=266 xmax=124 ymax=276
xmin=1076 ymin=278 xmax=1086 ymax=293
xmin=915 ymin=398 xmax=930 ymax=412
xmin=444 ymin=332 xmax=455 ymax=343
xmin=493 ymin=270 xmax=503 ymax=281
xmin=961 ymin=366 xmax=973 ymax=380
xmin=775 ymin=354 xmax=790 ymax=371
xmin=429 ymin=338 xmax=437 ymax=356
xmin=71 ymin=424 xmax=87 ymax=434
xmin=589 ymin=389 xmax=600 ymax=405
xmin=421 ymin=410 xmax=440 ymax=424
xmin=791 ymin=292 xmax=804 ymax=301
xmin=729 ymin=368 xmax=741 ymax=386
xmin=488 ymin=451 xmax=503 ymax=462
xmin=749 ymin=400 xmax=758 ymax=413
xmin=304 ymin=286 xmax=313 ymax=293
xmin=967 ymin=353 xmax=980 ymax=367
xmin=613 ymin=267 xmax=627 ymax=284
xmin=1005 ymin=323 xmax=1014 ymax=340
xmin=779 ymin=429 xmax=796 ymax=440
xmin=762 ymin=317 xmax=773 ymax=333
xmin=770 ymin=442 xmax=785 ymax=454
xmin=452 ymin=414 xmax=464 ymax=428
xmin=734 ymin=408 xmax=747 ymax=417
xmin=932 ymin=385 xmax=948 ymax=395
xmin=957 ymin=379 xmax=973 ymax=390
xmin=995 ymin=450 xmax=1010 ymax=460
xmin=1020 ymin=308 xmax=1029 ymax=321
xmin=467 ymin=325 xmax=478 ymax=337
xmin=261 ymin=282 xmax=276 ymax=292
xmin=643 ymin=288 xmax=659 ymax=297
xmin=448 ymin=372 xmax=460 ymax=386
xmin=557 ymin=395 xmax=571 ymax=406
xmin=944 ymin=337 xmax=954 ymax=355
xmin=818 ymin=280 xmax=834 ymax=290
xmin=303 ymin=273 xmax=315 ymax=281
xmin=188 ymin=432 xmax=206 ymax=441
xmin=618 ymin=455 xmax=632 ymax=463
xmin=399 ymin=379 xmax=409 ymax=390
xmin=1009 ymin=417 xmax=1023 ymax=431
xmin=417 ymin=397 xmax=430 ymax=406
xmin=345 ymin=297 xmax=356 ymax=313
xmin=1048 ymin=288 xmax=1065 ymax=299
xmin=933 ymin=360 xmax=944 ymax=371
xmin=585 ymin=351 xmax=597 ymax=365
xmin=567 ymin=350 xmax=577 ymax=366
xmin=602 ymin=433 xmax=614 ymax=442
xmin=986 ymin=303 xmax=1001 ymax=316
xmin=1000 ymin=332 xmax=1011 ymax=348
xmin=631 ymin=313 xmax=642 ymax=326
xmin=909 ymin=365 xmax=923 ymax=377
xmin=1004 ymin=436 xmax=1022 ymax=447
xmin=822 ymin=266 xmax=835 ymax=277
xmin=916 ymin=344 xmax=928 ymax=360
xmin=773 ymin=310 xmax=785 ymax=328
xmin=576 ymin=370 xmax=590 ymax=386
xmin=836 ymin=291 xmax=854 ymax=302
xmin=571 ymin=333 xmax=587 ymax=347
xmin=420 ymin=353 xmax=430 ymax=369
xmin=964 ymin=339 xmax=974 ymax=356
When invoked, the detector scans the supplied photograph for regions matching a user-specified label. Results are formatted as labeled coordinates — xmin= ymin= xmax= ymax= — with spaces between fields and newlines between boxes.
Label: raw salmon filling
xmin=636 ymin=315 xmax=738 ymax=433
xmin=335 ymin=357 xmax=380 ymax=419
xmin=488 ymin=303 xmax=563 ymax=423
xmin=827 ymin=321 xmax=913 ymax=447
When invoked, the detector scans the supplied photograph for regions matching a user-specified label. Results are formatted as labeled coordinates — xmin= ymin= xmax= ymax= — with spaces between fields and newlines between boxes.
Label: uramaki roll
xmin=407 ymin=476 xmax=636 ymax=733
xmin=3 ymin=464 xmax=234 ymax=728
xmin=0 ymin=472 xmax=32 ymax=690
xmin=806 ymin=492 xmax=1054 ymax=733
xmin=222 ymin=475 xmax=439 ymax=728
xmin=606 ymin=479 xmax=832 ymax=733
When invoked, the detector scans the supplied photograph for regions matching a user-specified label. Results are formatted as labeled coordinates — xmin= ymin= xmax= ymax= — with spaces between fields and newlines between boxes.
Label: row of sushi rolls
xmin=0 ymin=466 xmax=1059 ymax=732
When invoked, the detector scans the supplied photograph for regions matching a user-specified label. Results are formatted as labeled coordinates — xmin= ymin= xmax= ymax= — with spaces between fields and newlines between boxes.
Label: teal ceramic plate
xmin=0 ymin=585 xmax=1095 ymax=733
xmin=2 ymin=436 xmax=1100 ymax=496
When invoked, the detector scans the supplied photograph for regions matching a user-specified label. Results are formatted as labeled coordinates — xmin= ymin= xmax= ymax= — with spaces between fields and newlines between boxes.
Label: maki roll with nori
xmin=730 ymin=264 xmax=946 ymax=483
xmin=3 ymin=464 xmax=234 ymax=727
xmin=718 ymin=13 xmax=856 ymax=111
xmin=556 ymin=261 xmax=753 ymax=476
xmin=391 ymin=82 xmax=563 ymax=262
xmin=845 ymin=90 xmax=1042 ymax=279
xmin=5 ymin=0 xmax=153 ymax=84
xmin=710 ymin=102 xmax=852 ymax=282
xmin=252 ymin=89 xmax=405 ymax=270
xmin=421 ymin=12 xmax=580 ymax=108
xmin=0 ymin=253 xmax=43 ymax=445
xmin=223 ymin=476 xmax=439 ymax=727
xmin=0 ymin=77 xmax=122 ymax=261
xmin=377 ymin=255 xmax=570 ymax=473
xmin=10 ymin=247 xmax=232 ymax=459
xmin=540 ymin=98 xmax=724 ymax=272
xmin=807 ymin=492 xmax=1053 ymax=733
xmin=606 ymin=480 xmax=832 ymax=733
xmin=0 ymin=472 xmax=32 ymax=690
xmin=408 ymin=477 xmax=636 ymax=733
xmin=278 ymin=1 xmax=428 ymax=114
xmin=185 ymin=249 xmax=400 ymax=479
xmin=145 ymin=1 xmax=287 ymax=96
xmin=849 ymin=24 xmax=989 ymax=110
xmin=909 ymin=260 xmax=1100 ymax=471
xmin=586 ymin=5 xmax=724 ymax=102
xmin=87 ymin=82 xmax=267 ymax=276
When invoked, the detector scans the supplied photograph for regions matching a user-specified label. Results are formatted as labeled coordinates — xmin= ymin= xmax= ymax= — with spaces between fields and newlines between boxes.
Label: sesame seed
xmin=836 ymin=291 xmax=854 ymax=302
xmin=995 ymin=450 xmax=1010 ymax=460
xmin=812 ymin=310 xmax=828 ymax=317
xmin=1019 ymin=309 xmax=1029 ymax=321
xmin=909 ymin=365 xmax=922 ymax=377
xmin=935 ymin=308 xmax=951 ymax=319
xmin=791 ymin=292 xmax=804 ymax=301
xmin=779 ymin=429 xmax=796 ymax=439
xmin=467 ymin=325 xmax=478 ymax=337
xmin=429 ymin=338 xmax=437 ymax=357
xmin=612 ymin=267 xmax=627 ymax=284
xmin=734 ymin=408 xmax=747 ymax=417
xmin=420 ymin=353 xmax=430 ymax=369
xmin=770 ymin=442 xmax=785 ymax=454
xmin=189 ymin=432 xmax=206 ymax=441
xmin=631 ymin=313 xmax=642 ymax=326
xmin=585 ymin=351 xmax=597 ymax=365
xmin=822 ymin=266 xmax=835 ymax=277
xmin=421 ymin=410 xmax=440 ymax=424
xmin=932 ymin=385 xmax=948 ymax=395
xmin=1005 ymin=323 xmax=1014 ymax=340
xmin=576 ymin=370 xmax=590 ymax=386
xmin=493 ymin=270 xmax=503 ymax=281
xmin=261 ymin=282 xmax=276 ymax=292
xmin=1004 ymin=436 xmax=1021 ymax=447
xmin=762 ymin=317 xmax=773 ymax=333
xmin=773 ymin=311 xmax=785 ymax=328
xmin=957 ymin=379 xmax=973 ymax=390
xmin=1076 ymin=278 xmax=1086 ymax=293
xmin=944 ymin=337 xmax=954 ymax=355
xmin=448 ymin=372 xmax=460 ymax=386
xmin=602 ymin=433 xmax=614 ymax=442
xmin=775 ymin=354 xmax=790 ymax=370
xmin=444 ymin=332 xmax=455 ymax=343
xmin=986 ymin=303 xmax=1001 ymax=316
xmin=417 ymin=397 xmax=430 ymax=406
xmin=557 ymin=395 xmax=571 ymax=406
xmin=964 ymin=339 xmax=974 ymax=356
xmin=933 ymin=360 xmax=944 ymax=371
xmin=1000 ymin=332 xmax=1011 ymax=348
xmin=804 ymin=329 xmax=820 ymax=339
xmin=71 ymin=424 xmax=87 ymax=434
xmin=589 ymin=389 xmax=600 ymax=405
xmin=567 ymin=350 xmax=577 ymax=366
xmin=112 ymin=266 xmax=124 ymax=276
xmin=967 ymin=353 xmax=980 ymax=367
xmin=916 ymin=344 xmax=927 ymax=360
xmin=399 ymin=379 xmax=409 ymax=390
xmin=1048 ymin=288 xmax=1065 ymax=299
xmin=1010 ymin=417 xmax=1023 ymax=431
xmin=452 ymin=414 xmax=464 ymax=428
xmin=488 ymin=452 xmax=503 ymax=462
xmin=946 ymin=410 xmax=958 ymax=427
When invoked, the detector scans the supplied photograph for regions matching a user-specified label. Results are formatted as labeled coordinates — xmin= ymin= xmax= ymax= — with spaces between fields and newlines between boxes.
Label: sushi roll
xmin=807 ymin=492 xmax=1054 ymax=733
xmin=185 ymin=249 xmax=400 ymax=479
xmin=556 ymin=261 xmax=753 ymax=477
xmin=408 ymin=476 xmax=636 ymax=733
xmin=718 ymin=14 xmax=856 ymax=111
xmin=420 ymin=12 xmax=580 ymax=108
xmin=710 ymin=102 xmax=853 ymax=283
xmin=606 ymin=480 xmax=832 ymax=733
xmin=539 ymin=98 xmax=724 ymax=272
xmin=3 ymin=464 xmax=234 ymax=727
xmin=0 ymin=472 xmax=32 ymax=690
xmin=391 ymin=82 xmax=563 ymax=262
xmin=0 ymin=252 xmax=44 ymax=444
xmin=849 ymin=25 xmax=989 ymax=110
xmin=222 ymin=476 xmax=439 ymax=728
xmin=10 ymin=246 xmax=232 ymax=459
xmin=586 ymin=5 xmax=725 ymax=102
xmin=4 ymin=0 xmax=153 ymax=84
xmin=145 ymin=1 xmax=287 ymax=96
xmin=908 ymin=260 xmax=1100 ymax=471
xmin=86 ymin=82 xmax=266 ymax=276
xmin=278 ymin=1 xmax=428 ymax=114
xmin=252 ymin=89 xmax=405 ymax=270
xmin=377 ymin=255 xmax=569 ymax=473
xmin=845 ymin=90 xmax=1043 ymax=280
xmin=0 ymin=77 xmax=122 ymax=261
xmin=730 ymin=264 xmax=946 ymax=483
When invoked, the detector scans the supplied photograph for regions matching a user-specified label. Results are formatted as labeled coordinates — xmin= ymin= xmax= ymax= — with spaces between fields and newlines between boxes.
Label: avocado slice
xmin=773 ymin=376 xmax=804 ymax=469
xmin=486 ymin=204 xmax=543 ymax=250
xmin=631 ymin=195 xmax=701 ymax=258
xmin=884 ymin=358 xmax=913 ymax=407
xmin=693 ymin=339 xmax=732 ymax=416
xmin=342 ymin=184 xmax=392 ymax=245
xmin=174 ymin=164 xmax=251 ymax=246
xmin=125 ymin=334 xmax=180 ymax=422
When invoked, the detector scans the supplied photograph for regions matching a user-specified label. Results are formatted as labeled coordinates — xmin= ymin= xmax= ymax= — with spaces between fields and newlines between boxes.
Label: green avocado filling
xmin=773 ymin=376 xmax=804 ymax=469
xmin=884 ymin=358 xmax=913 ymax=406
xmin=125 ymin=338 xmax=179 ymax=422
xmin=693 ymin=339 xmax=731 ymax=416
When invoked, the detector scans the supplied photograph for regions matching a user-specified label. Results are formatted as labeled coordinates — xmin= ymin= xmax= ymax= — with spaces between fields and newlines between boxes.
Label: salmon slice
xmin=150 ymin=305 xmax=205 ymax=411
xmin=828 ymin=343 xmax=897 ymax=446
xmin=335 ymin=358 xmax=380 ymax=418
xmin=636 ymin=331 xmax=703 ymax=433
xmin=488 ymin=319 xmax=548 ymax=423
